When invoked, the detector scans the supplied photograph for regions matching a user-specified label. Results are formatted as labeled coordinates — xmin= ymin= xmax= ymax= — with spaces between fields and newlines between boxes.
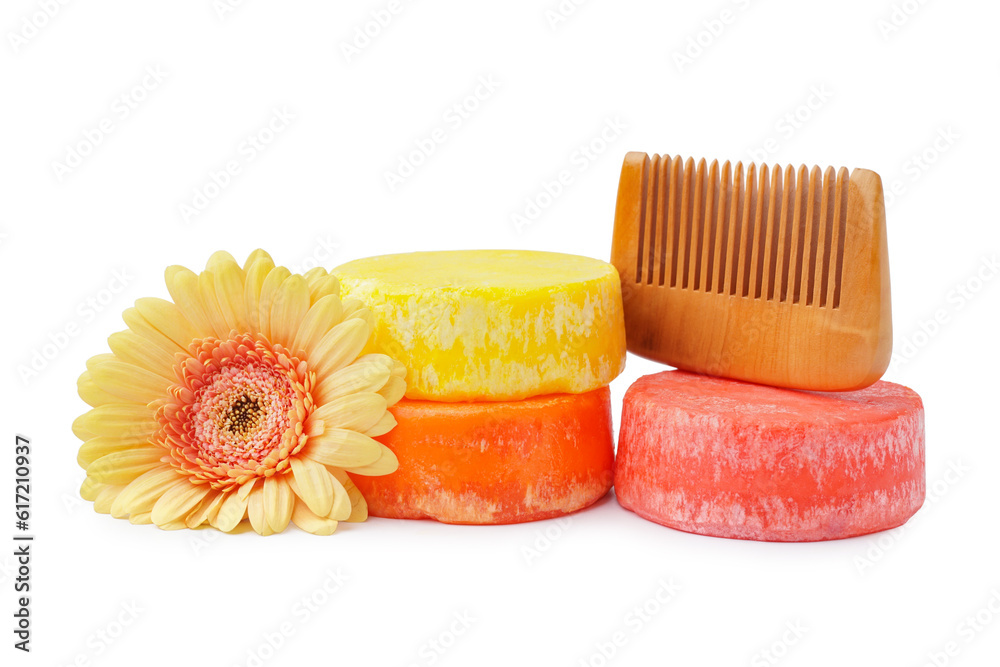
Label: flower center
xmin=155 ymin=333 xmax=315 ymax=489
xmin=191 ymin=362 xmax=293 ymax=469
xmin=226 ymin=394 xmax=264 ymax=436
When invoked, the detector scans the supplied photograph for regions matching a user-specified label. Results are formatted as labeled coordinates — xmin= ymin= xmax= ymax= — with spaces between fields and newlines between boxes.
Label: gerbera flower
xmin=73 ymin=250 xmax=405 ymax=535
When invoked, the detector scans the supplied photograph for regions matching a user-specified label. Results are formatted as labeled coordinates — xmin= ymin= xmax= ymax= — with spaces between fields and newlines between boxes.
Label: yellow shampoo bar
xmin=334 ymin=250 xmax=627 ymax=401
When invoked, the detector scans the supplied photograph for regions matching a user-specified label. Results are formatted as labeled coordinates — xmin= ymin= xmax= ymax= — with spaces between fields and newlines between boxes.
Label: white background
xmin=2 ymin=1 xmax=998 ymax=666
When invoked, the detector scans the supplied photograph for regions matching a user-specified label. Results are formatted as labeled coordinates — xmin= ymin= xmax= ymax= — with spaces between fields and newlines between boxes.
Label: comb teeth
xmin=635 ymin=155 xmax=850 ymax=309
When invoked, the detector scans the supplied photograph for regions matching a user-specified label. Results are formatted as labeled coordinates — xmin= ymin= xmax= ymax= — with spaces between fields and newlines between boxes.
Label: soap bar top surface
xmin=627 ymin=370 xmax=922 ymax=426
xmin=335 ymin=250 xmax=626 ymax=401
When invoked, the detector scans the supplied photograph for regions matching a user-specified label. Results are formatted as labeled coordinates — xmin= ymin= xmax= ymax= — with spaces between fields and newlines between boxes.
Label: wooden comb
xmin=611 ymin=152 xmax=892 ymax=391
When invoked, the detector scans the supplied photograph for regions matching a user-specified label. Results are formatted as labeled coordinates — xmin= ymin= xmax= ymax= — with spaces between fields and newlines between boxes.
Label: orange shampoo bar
xmin=350 ymin=387 xmax=615 ymax=524
xmin=616 ymin=371 xmax=925 ymax=542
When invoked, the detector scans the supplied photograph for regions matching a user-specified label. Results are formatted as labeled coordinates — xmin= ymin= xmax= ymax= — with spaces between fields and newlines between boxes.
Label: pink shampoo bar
xmin=615 ymin=370 xmax=925 ymax=542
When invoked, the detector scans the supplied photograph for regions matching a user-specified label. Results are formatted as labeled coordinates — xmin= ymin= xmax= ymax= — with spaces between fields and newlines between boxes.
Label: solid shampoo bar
xmin=349 ymin=387 xmax=615 ymax=524
xmin=335 ymin=250 xmax=626 ymax=401
xmin=616 ymin=370 xmax=926 ymax=542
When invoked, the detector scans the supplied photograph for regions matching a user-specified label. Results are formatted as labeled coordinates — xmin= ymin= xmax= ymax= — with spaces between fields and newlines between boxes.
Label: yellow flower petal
xmin=198 ymin=269 xmax=234 ymax=339
xmin=303 ymin=266 xmax=327 ymax=286
xmin=93 ymin=484 xmax=125 ymax=515
xmin=80 ymin=476 xmax=104 ymax=501
xmin=154 ymin=519 xmax=189 ymax=531
xmin=129 ymin=512 xmax=153 ymax=525
xmin=205 ymin=249 xmax=239 ymax=270
xmin=87 ymin=353 xmax=117 ymax=372
xmin=332 ymin=469 xmax=368 ymax=522
xmin=264 ymin=475 xmax=294 ymax=533
xmin=312 ymin=392 xmax=386 ymax=433
xmin=378 ymin=376 xmax=407 ymax=406
xmin=237 ymin=477 xmax=258 ymax=501
xmin=305 ymin=428 xmax=382 ymax=468
xmin=122 ymin=307 xmax=187 ymax=356
xmin=78 ymin=436 xmax=156 ymax=468
xmin=109 ymin=465 xmax=179 ymax=518
xmin=89 ymin=359 xmax=171 ymax=403
xmin=211 ymin=254 xmax=250 ymax=334
xmin=341 ymin=299 xmax=375 ymax=330
xmin=344 ymin=444 xmax=399 ymax=477
xmin=247 ymin=484 xmax=273 ymax=536
xmin=363 ymin=411 xmax=397 ymax=437
xmin=309 ymin=274 xmax=341 ymax=304
xmin=312 ymin=356 xmax=390 ymax=404
xmin=73 ymin=404 xmax=158 ymax=440
xmin=134 ymin=297 xmax=200 ymax=351
xmin=108 ymin=330 xmax=176 ymax=380
xmin=165 ymin=265 xmax=215 ymax=334
xmin=87 ymin=447 xmax=165 ymax=485
xmin=269 ymin=274 xmax=311 ymax=349
xmin=151 ymin=482 xmax=210 ymax=527
xmin=327 ymin=473 xmax=352 ymax=521
xmin=243 ymin=249 xmax=273 ymax=271
xmin=185 ymin=491 xmax=225 ymax=529
xmin=243 ymin=256 xmax=276 ymax=335
xmin=289 ymin=456 xmax=334 ymax=517
xmin=291 ymin=295 xmax=344 ymax=357
xmin=291 ymin=501 xmax=338 ymax=536
xmin=310 ymin=318 xmax=370 ymax=377
xmin=77 ymin=371 xmax=122 ymax=409
xmin=213 ymin=491 xmax=249 ymax=532
xmin=256 ymin=266 xmax=291 ymax=341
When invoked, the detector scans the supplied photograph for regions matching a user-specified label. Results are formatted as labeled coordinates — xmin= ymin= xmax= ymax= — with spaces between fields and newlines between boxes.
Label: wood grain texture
xmin=611 ymin=152 xmax=892 ymax=391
